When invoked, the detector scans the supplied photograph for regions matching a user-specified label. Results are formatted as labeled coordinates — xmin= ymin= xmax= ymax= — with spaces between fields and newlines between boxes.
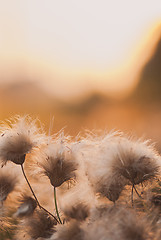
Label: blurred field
xmin=0 ymin=34 xmax=161 ymax=151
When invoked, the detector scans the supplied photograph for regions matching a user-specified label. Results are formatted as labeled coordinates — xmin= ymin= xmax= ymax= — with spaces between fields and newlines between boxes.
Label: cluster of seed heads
xmin=0 ymin=116 xmax=161 ymax=240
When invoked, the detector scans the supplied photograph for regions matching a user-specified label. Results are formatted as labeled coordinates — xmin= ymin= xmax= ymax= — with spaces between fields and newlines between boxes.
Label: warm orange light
xmin=0 ymin=1 xmax=161 ymax=100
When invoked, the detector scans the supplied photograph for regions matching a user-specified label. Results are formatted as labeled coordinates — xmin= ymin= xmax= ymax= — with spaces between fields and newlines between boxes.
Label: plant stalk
xmin=54 ymin=186 xmax=62 ymax=224
xmin=131 ymin=185 xmax=134 ymax=206
xmin=133 ymin=184 xmax=143 ymax=198
xmin=21 ymin=164 xmax=59 ymax=223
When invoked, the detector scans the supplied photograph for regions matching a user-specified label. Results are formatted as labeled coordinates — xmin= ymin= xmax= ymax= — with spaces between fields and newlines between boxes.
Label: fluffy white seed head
xmin=0 ymin=115 xmax=47 ymax=166
xmin=111 ymin=137 xmax=160 ymax=185
xmin=14 ymin=194 xmax=37 ymax=218
xmin=82 ymin=133 xmax=160 ymax=202
xmin=35 ymin=139 xmax=78 ymax=188
xmin=0 ymin=167 xmax=18 ymax=202
xmin=15 ymin=210 xmax=57 ymax=239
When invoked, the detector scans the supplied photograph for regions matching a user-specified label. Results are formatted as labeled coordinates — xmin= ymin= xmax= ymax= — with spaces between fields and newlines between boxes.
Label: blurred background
xmin=0 ymin=1 xmax=161 ymax=148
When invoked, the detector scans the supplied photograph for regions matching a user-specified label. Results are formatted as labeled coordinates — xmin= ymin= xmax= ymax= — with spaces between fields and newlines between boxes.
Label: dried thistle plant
xmin=96 ymin=173 xmax=126 ymax=203
xmin=0 ymin=169 xmax=18 ymax=202
xmin=14 ymin=194 xmax=37 ymax=218
xmin=0 ymin=115 xmax=46 ymax=166
xmin=0 ymin=116 xmax=59 ymax=223
xmin=36 ymin=141 xmax=78 ymax=224
xmin=38 ymin=143 xmax=78 ymax=188
xmin=114 ymin=151 xmax=159 ymax=185
xmin=0 ymin=115 xmax=160 ymax=239
xmin=16 ymin=210 xmax=57 ymax=240
xmin=81 ymin=133 xmax=127 ymax=204
xmin=110 ymin=138 xmax=160 ymax=204
xmin=63 ymin=203 xmax=89 ymax=222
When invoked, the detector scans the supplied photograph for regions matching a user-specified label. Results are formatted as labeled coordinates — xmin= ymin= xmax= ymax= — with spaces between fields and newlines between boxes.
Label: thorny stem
xmin=21 ymin=164 xmax=59 ymax=223
xmin=54 ymin=186 xmax=62 ymax=224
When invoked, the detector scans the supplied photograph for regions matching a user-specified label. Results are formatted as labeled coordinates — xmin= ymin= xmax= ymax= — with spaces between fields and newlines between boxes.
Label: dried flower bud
xmin=14 ymin=195 xmax=37 ymax=218
xmin=0 ymin=170 xmax=17 ymax=202
xmin=113 ymin=139 xmax=160 ymax=186
xmin=38 ymin=143 xmax=78 ymax=188
xmin=0 ymin=116 xmax=46 ymax=166
xmin=64 ymin=203 xmax=89 ymax=221
xmin=97 ymin=174 xmax=126 ymax=202
xmin=16 ymin=210 xmax=57 ymax=239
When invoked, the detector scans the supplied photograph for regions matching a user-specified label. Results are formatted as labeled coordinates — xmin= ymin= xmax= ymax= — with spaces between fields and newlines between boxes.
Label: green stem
xmin=21 ymin=164 xmax=59 ymax=223
xmin=54 ymin=187 xmax=62 ymax=224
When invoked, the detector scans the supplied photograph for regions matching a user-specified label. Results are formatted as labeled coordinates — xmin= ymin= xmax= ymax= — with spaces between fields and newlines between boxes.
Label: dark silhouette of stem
xmin=131 ymin=183 xmax=143 ymax=206
xmin=133 ymin=184 xmax=143 ymax=198
xmin=131 ymin=185 xmax=134 ymax=206
xmin=21 ymin=164 xmax=59 ymax=223
xmin=21 ymin=164 xmax=40 ymax=205
xmin=54 ymin=186 xmax=62 ymax=224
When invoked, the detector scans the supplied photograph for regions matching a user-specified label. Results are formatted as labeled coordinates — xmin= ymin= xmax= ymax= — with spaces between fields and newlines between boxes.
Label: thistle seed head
xmin=0 ymin=115 xmax=47 ymax=166
xmin=112 ymin=138 xmax=160 ymax=185
xmin=16 ymin=210 xmax=57 ymax=239
xmin=96 ymin=174 xmax=126 ymax=202
xmin=37 ymin=143 xmax=78 ymax=188
xmin=0 ymin=169 xmax=18 ymax=202
xmin=64 ymin=203 xmax=89 ymax=221
xmin=14 ymin=194 xmax=37 ymax=218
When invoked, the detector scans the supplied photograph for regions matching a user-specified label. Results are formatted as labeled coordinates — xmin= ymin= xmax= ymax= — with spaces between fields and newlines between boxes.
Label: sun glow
xmin=0 ymin=0 xmax=161 ymax=99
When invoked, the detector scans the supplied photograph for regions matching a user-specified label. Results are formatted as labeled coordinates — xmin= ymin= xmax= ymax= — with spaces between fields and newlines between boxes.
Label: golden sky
xmin=0 ymin=0 xmax=161 ymax=99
